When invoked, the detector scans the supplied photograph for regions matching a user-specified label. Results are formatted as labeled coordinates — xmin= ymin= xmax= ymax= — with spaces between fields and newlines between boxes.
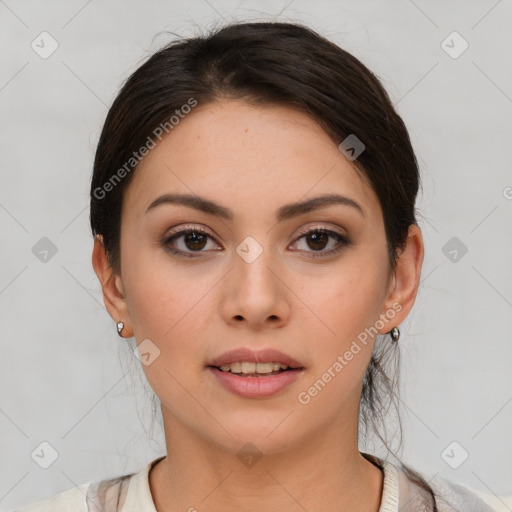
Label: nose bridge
xmin=234 ymin=234 xmax=277 ymax=295
xmin=235 ymin=234 xmax=267 ymax=267
xmin=221 ymin=233 xmax=290 ymax=326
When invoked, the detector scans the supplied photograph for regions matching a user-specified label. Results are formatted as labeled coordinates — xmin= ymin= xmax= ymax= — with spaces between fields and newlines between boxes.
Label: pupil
xmin=308 ymin=232 xmax=328 ymax=250
xmin=185 ymin=232 xmax=207 ymax=250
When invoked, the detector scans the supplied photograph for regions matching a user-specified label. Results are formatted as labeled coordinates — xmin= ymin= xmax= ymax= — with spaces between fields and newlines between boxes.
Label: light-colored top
xmin=13 ymin=452 xmax=499 ymax=511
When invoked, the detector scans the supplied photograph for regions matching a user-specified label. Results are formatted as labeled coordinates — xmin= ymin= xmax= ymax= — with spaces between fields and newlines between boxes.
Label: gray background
xmin=1 ymin=0 xmax=511 ymax=510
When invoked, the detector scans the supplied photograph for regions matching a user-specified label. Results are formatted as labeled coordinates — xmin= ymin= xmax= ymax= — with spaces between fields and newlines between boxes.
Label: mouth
xmin=206 ymin=348 xmax=305 ymax=397
xmin=207 ymin=347 xmax=304 ymax=371
xmin=207 ymin=364 xmax=305 ymax=398
xmin=207 ymin=361 xmax=302 ymax=377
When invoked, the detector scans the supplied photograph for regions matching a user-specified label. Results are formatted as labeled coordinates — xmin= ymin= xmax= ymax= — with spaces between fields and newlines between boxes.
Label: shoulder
xmin=13 ymin=472 xmax=136 ymax=512
xmin=13 ymin=456 xmax=163 ymax=512
xmin=14 ymin=474 xmax=134 ymax=512
xmin=396 ymin=466 xmax=501 ymax=512
xmin=14 ymin=483 xmax=91 ymax=512
xmin=365 ymin=452 xmax=502 ymax=512
xmin=431 ymin=476 xmax=502 ymax=512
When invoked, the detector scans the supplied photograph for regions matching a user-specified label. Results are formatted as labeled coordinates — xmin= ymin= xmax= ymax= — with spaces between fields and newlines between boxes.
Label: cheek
xmin=296 ymin=256 xmax=388 ymax=405
xmin=121 ymin=250 xmax=198 ymax=365
xmin=295 ymin=271 xmax=381 ymax=415
xmin=306 ymin=258 xmax=387 ymax=345
xmin=123 ymin=261 xmax=214 ymax=414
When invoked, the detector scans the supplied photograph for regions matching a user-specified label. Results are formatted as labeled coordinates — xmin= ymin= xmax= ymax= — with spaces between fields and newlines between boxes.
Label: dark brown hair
xmin=90 ymin=21 xmax=439 ymax=509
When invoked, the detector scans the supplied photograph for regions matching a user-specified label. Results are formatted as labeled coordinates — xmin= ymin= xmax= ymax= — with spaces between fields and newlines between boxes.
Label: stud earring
xmin=389 ymin=326 xmax=400 ymax=342
xmin=116 ymin=321 xmax=125 ymax=337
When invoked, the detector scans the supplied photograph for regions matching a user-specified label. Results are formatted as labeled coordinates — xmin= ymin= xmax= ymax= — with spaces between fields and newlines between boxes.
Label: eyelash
xmin=162 ymin=225 xmax=350 ymax=259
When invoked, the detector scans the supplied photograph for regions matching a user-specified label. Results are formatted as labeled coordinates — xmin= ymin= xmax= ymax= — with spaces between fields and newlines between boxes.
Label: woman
xmin=17 ymin=20 xmax=496 ymax=512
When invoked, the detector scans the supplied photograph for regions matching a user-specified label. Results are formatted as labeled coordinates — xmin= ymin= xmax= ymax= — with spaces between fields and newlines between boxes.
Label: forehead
xmin=122 ymin=99 xmax=380 ymax=222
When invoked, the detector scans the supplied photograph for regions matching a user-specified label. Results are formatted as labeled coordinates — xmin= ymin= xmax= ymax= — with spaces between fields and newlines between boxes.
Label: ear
xmin=92 ymin=235 xmax=134 ymax=338
xmin=378 ymin=223 xmax=424 ymax=333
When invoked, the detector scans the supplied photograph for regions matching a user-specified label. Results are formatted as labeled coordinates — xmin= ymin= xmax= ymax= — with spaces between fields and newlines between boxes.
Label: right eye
xmin=163 ymin=226 xmax=222 ymax=258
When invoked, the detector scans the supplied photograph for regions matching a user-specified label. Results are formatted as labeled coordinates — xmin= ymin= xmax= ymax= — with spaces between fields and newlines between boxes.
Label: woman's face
xmin=97 ymin=99 xmax=418 ymax=455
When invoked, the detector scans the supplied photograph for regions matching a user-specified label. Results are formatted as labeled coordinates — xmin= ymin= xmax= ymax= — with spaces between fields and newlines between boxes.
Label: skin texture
xmin=92 ymin=98 xmax=424 ymax=512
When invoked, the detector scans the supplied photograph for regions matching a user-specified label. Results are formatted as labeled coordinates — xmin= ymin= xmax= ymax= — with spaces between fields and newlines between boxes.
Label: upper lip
xmin=207 ymin=348 xmax=304 ymax=369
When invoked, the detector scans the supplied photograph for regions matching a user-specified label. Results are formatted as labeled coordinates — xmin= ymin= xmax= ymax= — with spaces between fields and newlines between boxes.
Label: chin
xmin=204 ymin=413 xmax=303 ymax=456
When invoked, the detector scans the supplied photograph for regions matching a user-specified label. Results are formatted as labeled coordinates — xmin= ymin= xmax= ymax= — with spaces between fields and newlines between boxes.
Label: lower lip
xmin=208 ymin=367 xmax=304 ymax=398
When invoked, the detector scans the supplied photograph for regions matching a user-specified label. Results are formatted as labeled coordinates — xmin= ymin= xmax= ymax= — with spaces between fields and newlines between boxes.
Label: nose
xmin=219 ymin=242 xmax=291 ymax=331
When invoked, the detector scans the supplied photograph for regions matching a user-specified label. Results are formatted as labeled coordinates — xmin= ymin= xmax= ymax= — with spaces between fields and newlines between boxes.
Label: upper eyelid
xmin=164 ymin=224 xmax=346 ymax=249
xmin=165 ymin=224 xmax=345 ymax=241
xmin=294 ymin=224 xmax=346 ymax=238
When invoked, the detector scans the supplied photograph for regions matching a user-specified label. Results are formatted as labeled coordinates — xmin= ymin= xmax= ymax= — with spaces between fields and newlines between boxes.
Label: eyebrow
xmin=145 ymin=192 xmax=365 ymax=221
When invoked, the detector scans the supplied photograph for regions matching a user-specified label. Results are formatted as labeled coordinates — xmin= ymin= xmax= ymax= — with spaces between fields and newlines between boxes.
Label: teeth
xmin=218 ymin=362 xmax=289 ymax=374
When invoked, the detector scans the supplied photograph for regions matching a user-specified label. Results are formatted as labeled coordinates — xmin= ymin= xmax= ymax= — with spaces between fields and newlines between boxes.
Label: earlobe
xmin=379 ymin=224 xmax=424 ymax=332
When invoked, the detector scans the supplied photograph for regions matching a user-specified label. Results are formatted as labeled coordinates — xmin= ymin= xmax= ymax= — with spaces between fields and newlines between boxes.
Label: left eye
xmin=292 ymin=228 xmax=349 ymax=256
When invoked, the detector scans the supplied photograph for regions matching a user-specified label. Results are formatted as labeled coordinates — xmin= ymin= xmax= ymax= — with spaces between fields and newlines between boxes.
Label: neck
xmin=149 ymin=411 xmax=384 ymax=512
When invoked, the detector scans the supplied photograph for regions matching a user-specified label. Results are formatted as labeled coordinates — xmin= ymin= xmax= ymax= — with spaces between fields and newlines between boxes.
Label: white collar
xmin=123 ymin=455 xmax=163 ymax=512
xmin=374 ymin=457 xmax=400 ymax=511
